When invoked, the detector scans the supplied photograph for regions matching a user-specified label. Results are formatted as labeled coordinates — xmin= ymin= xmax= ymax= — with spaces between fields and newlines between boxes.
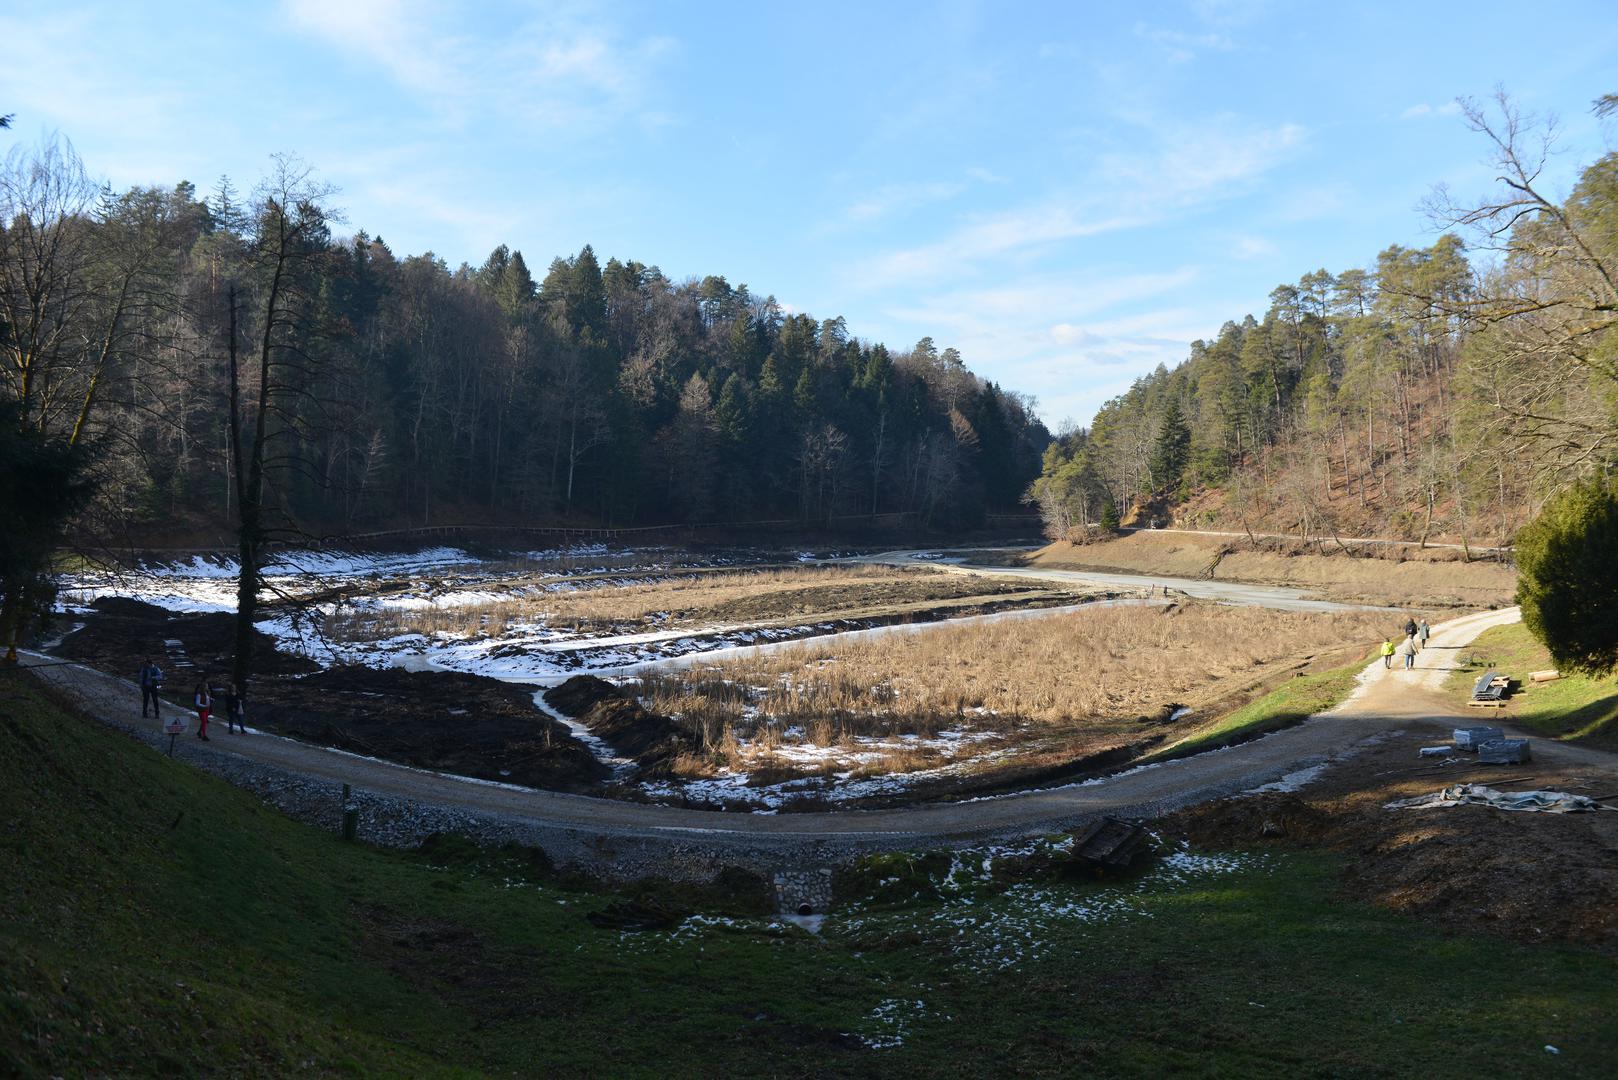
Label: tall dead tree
xmin=223 ymin=158 xmax=337 ymax=694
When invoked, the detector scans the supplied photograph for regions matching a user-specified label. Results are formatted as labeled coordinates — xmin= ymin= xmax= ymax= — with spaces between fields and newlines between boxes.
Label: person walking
xmin=193 ymin=679 xmax=212 ymax=741
xmin=224 ymin=682 xmax=246 ymax=734
xmin=1401 ymin=635 xmax=1417 ymax=670
xmin=1404 ymin=617 xmax=1418 ymax=640
xmin=1418 ymin=619 xmax=1431 ymax=652
xmin=138 ymin=659 xmax=164 ymax=718
xmin=1381 ymin=638 xmax=1396 ymax=668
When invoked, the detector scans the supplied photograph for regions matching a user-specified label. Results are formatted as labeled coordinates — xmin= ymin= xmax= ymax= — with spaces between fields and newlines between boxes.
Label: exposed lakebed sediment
xmin=50 ymin=543 xmax=1386 ymax=810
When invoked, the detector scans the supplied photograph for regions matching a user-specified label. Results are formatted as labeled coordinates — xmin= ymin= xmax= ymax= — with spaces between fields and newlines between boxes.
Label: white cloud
xmin=0 ymin=11 xmax=193 ymax=183
xmin=1232 ymin=235 xmax=1277 ymax=259
xmin=843 ymin=180 xmax=967 ymax=224
xmin=866 ymin=207 xmax=1147 ymax=286
xmin=891 ymin=269 xmax=1200 ymax=326
xmin=863 ymin=117 xmax=1303 ymax=288
xmin=1133 ymin=23 xmax=1236 ymax=63
xmin=281 ymin=0 xmax=674 ymax=133
xmin=1400 ymin=101 xmax=1462 ymax=120
xmin=874 ymin=270 xmax=1221 ymax=423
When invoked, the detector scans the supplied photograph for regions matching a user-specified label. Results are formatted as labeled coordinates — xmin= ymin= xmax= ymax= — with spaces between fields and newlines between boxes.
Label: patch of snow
xmin=1244 ymin=762 xmax=1327 ymax=794
xmin=532 ymin=693 xmax=635 ymax=778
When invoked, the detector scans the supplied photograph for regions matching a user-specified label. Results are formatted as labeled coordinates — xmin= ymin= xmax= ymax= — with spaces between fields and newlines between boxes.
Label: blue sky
xmin=5 ymin=1 xmax=1615 ymax=426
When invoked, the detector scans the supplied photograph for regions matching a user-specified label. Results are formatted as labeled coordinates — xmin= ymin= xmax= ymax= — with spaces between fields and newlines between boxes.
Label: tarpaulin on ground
xmin=1388 ymin=784 xmax=1600 ymax=814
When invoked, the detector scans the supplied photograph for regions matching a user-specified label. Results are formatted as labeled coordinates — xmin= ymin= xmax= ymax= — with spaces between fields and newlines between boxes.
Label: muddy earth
xmin=51 ymin=597 xmax=605 ymax=791
xmin=55 ymin=596 xmax=320 ymax=678
xmin=1162 ymin=729 xmax=1618 ymax=951
xmin=544 ymin=675 xmax=692 ymax=778
xmin=250 ymin=667 xmax=604 ymax=791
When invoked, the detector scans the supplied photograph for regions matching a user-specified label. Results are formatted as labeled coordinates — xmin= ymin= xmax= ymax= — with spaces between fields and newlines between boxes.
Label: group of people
xmin=1380 ymin=617 xmax=1432 ymax=670
xmin=137 ymin=659 xmax=246 ymax=740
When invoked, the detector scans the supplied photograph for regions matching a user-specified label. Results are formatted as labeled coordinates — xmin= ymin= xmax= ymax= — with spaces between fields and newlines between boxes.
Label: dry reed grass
xmin=324 ymin=565 xmax=1042 ymax=641
xmin=633 ymin=603 xmax=1391 ymax=778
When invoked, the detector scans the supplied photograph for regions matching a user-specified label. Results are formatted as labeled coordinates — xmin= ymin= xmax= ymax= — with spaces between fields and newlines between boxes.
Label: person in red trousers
xmin=193 ymin=679 xmax=212 ymax=741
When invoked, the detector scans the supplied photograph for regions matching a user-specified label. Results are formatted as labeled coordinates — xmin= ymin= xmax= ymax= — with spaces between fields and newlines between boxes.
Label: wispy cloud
xmin=1400 ymin=101 xmax=1463 ymax=120
xmin=887 ymin=268 xmax=1201 ymax=330
xmin=1133 ymin=23 xmax=1236 ymax=63
xmin=842 ymin=180 xmax=968 ymax=224
xmin=0 ymin=10 xmax=194 ymax=183
xmin=865 ymin=205 xmax=1145 ymax=285
xmin=877 ymin=269 xmax=1215 ymax=422
xmin=281 ymin=0 xmax=675 ymax=133
xmin=1231 ymin=234 xmax=1277 ymax=259
xmin=863 ymin=116 xmax=1303 ymax=288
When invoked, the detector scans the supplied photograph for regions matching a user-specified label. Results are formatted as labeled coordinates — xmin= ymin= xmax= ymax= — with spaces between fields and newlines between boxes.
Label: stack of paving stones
xmin=1476 ymin=738 xmax=1531 ymax=764
xmin=1453 ymin=725 xmax=1504 ymax=750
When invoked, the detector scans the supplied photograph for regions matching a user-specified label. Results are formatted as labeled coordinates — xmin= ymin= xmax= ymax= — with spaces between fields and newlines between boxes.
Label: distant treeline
xmin=1033 ymin=95 xmax=1618 ymax=546
xmin=0 ymin=139 xmax=1049 ymax=540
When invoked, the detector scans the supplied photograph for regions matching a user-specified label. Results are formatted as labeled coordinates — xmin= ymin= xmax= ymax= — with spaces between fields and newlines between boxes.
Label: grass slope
xmin=1149 ymin=653 xmax=1370 ymax=760
xmin=4 ymin=672 xmax=1617 ymax=1077
xmin=1448 ymin=623 xmax=1618 ymax=749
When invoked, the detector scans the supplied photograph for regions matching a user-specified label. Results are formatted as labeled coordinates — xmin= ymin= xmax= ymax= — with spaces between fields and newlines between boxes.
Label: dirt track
xmin=25 ymin=604 xmax=1617 ymax=876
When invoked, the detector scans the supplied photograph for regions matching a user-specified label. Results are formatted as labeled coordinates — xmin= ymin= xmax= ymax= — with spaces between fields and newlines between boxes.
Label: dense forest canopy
xmin=1033 ymin=94 xmax=1618 ymax=547
xmin=0 ymin=139 xmax=1051 ymax=544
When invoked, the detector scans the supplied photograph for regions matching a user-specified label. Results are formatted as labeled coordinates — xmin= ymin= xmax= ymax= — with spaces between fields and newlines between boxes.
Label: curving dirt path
xmin=27 ymin=603 xmax=1612 ymax=877
xmin=850 ymin=548 xmax=1396 ymax=613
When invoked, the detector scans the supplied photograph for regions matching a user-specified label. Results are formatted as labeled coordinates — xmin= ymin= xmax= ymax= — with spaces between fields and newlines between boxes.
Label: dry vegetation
xmin=324 ymin=564 xmax=1074 ymax=641
xmin=633 ymin=603 xmax=1392 ymax=779
xmin=1021 ymin=531 xmax=1516 ymax=607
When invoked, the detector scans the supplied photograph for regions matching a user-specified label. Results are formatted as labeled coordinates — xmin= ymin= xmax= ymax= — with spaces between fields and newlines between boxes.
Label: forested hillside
xmin=0 ymin=142 xmax=1048 ymax=542
xmin=1033 ymin=95 xmax=1618 ymax=548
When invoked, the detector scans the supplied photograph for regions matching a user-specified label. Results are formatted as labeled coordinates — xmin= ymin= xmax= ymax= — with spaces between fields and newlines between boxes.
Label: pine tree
xmin=1148 ymin=400 xmax=1191 ymax=496
xmin=1099 ymin=496 xmax=1121 ymax=531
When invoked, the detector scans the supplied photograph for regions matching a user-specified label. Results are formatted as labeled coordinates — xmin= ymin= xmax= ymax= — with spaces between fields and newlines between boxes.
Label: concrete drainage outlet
xmin=774 ymin=868 xmax=833 ymax=929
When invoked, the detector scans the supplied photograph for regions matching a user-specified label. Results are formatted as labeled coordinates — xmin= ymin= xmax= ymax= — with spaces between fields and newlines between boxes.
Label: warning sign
xmin=163 ymin=716 xmax=188 ymax=736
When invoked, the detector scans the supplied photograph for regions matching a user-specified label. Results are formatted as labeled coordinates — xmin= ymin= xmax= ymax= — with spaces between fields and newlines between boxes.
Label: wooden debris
xmin=1071 ymin=817 xmax=1148 ymax=868
xmin=1529 ymin=669 xmax=1562 ymax=683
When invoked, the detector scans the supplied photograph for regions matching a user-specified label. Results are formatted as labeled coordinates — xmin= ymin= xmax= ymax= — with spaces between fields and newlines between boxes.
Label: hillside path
xmin=25 ymin=603 xmax=1611 ymax=875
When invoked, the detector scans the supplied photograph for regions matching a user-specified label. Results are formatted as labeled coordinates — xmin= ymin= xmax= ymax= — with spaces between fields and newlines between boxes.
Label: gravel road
xmin=854 ymin=548 xmax=1397 ymax=612
xmin=23 ymin=604 xmax=1576 ymax=884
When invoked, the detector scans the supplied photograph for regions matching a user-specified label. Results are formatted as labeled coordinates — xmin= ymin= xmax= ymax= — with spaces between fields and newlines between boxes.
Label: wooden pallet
xmin=1466 ymin=699 xmax=1508 ymax=709
xmin=1071 ymin=818 xmax=1148 ymax=867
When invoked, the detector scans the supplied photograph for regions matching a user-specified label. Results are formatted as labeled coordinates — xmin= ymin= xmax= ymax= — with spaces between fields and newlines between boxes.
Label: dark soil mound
xmin=1337 ymin=808 xmax=1618 ymax=948
xmin=57 ymin=603 xmax=319 ymax=678
xmin=544 ymin=675 xmax=693 ymax=776
xmin=253 ymin=666 xmax=606 ymax=791
xmin=543 ymin=674 xmax=620 ymax=717
xmin=90 ymin=596 xmax=171 ymax=618
xmin=1169 ymin=793 xmax=1339 ymax=846
xmin=1163 ymin=737 xmax=1618 ymax=952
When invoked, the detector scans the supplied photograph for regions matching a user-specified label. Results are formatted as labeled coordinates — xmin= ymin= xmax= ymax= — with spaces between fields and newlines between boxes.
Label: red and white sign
xmin=163 ymin=716 xmax=188 ymax=736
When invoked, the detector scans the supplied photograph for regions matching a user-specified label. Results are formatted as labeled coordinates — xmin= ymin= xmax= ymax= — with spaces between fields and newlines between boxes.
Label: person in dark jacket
xmin=224 ymin=682 xmax=246 ymax=734
xmin=138 ymin=660 xmax=164 ymax=718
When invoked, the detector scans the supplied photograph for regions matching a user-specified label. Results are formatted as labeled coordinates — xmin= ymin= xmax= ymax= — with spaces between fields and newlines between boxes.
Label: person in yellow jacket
xmin=1381 ymin=638 xmax=1396 ymax=669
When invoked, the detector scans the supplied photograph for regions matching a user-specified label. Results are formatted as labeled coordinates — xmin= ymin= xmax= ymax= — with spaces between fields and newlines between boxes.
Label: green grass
xmin=1147 ymin=652 xmax=1372 ymax=761
xmin=4 ymin=671 xmax=1617 ymax=1077
xmin=1446 ymin=623 xmax=1618 ymax=746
